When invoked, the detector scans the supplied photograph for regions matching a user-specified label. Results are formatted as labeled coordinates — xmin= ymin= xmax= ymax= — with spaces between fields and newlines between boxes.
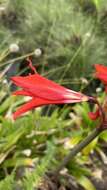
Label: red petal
xmin=95 ymin=64 xmax=107 ymax=74
xmin=13 ymin=98 xmax=37 ymax=119
xmin=11 ymin=74 xmax=87 ymax=101
xmin=13 ymin=90 xmax=87 ymax=103
xmin=11 ymin=74 xmax=67 ymax=92
xmin=95 ymin=73 xmax=107 ymax=84
xmin=95 ymin=64 xmax=107 ymax=84
xmin=13 ymin=96 xmax=88 ymax=119
xmin=13 ymin=90 xmax=32 ymax=96
xmin=88 ymin=109 xmax=100 ymax=120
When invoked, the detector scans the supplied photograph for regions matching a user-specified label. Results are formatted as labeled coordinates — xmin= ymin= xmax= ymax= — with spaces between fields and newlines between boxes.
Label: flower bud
xmin=96 ymin=87 xmax=102 ymax=93
xmin=34 ymin=48 xmax=42 ymax=57
xmin=22 ymin=149 xmax=31 ymax=157
xmin=9 ymin=43 xmax=19 ymax=53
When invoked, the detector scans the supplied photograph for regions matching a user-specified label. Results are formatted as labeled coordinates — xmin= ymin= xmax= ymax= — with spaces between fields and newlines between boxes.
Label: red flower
xmin=88 ymin=64 xmax=107 ymax=121
xmin=11 ymin=65 xmax=90 ymax=119
xmin=88 ymin=109 xmax=100 ymax=120
xmin=95 ymin=64 xmax=107 ymax=85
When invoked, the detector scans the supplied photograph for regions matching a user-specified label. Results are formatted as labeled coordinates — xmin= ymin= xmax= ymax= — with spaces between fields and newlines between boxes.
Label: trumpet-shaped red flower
xmin=11 ymin=64 xmax=90 ymax=119
xmin=95 ymin=64 xmax=107 ymax=85
xmin=88 ymin=64 xmax=107 ymax=121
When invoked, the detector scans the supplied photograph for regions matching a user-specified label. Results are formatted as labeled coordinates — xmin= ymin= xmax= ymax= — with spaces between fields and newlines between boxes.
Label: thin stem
xmin=54 ymin=127 xmax=103 ymax=175
xmin=0 ymin=52 xmax=34 ymax=67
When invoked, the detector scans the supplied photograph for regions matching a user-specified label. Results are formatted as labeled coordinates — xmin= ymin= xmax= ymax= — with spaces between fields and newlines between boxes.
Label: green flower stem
xmin=54 ymin=127 xmax=104 ymax=175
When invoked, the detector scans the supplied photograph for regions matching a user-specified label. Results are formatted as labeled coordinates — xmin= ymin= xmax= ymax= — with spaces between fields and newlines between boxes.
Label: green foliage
xmin=0 ymin=172 xmax=15 ymax=190
xmin=0 ymin=74 xmax=100 ymax=189
xmin=22 ymin=142 xmax=55 ymax=190
xmin=0 ymin=77 xmax=106 ymax=190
